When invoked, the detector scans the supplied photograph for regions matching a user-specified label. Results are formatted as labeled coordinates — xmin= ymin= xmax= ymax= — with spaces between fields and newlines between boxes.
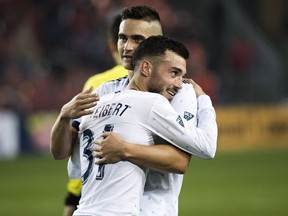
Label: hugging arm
xmin=93 ymin=80 xmax=217 ymax=172
xmin=93 ymin=132 xmax=191 ymax=174
xmin=149 ymin=94 xmax=217 ymax=159
xmin=50 ymin=88 xmax=99 ymax=160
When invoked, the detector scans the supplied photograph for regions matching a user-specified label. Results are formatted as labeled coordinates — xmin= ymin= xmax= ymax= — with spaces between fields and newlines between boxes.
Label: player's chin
xmin=122 ymin=58 xmax=133 ymax=70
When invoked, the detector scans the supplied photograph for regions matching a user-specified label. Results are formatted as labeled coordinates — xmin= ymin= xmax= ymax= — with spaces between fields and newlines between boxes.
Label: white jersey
xmin=140 ymin=83 xmax=198 ymax=216
xmin=74 ymin=90 xmax=166 ymax=216
xmin=70 ymin=76 xmax=217 ymax=216
xmin=90 ymin=76 xmax=216 ymax=158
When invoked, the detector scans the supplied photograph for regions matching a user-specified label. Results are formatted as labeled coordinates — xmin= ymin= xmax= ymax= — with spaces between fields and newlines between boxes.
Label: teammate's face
xmin=147 ymin=51 xmax=186 ymax=101
xmin=118 ymin=19 xmax=163 ymax=70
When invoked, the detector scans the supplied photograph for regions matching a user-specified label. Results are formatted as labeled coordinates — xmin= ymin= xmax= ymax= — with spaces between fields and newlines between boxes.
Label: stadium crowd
xmin=1 ymin=0 xmax=287 ymax=114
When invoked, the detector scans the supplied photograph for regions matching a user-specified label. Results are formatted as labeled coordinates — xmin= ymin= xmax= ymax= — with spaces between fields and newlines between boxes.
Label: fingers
xmin=101 ymin=131 xmax=110 ymax=139
xmin=64 ymin=91 xmax=99 ymax=118
xmin=92 ymin=149 xmax=102 ymax=158
xmin=95 ymin=157 xmax=105 ymax=165
xmin=78 ymin=91 xmax=99 ymax=100
xmin=92 ymin=150 xmax=105 ymax=165
xmin=91 ymin=141 xmax=105 ymax=165
xmin=183 ymin=78 xmax=206 ymax=97
xmin=92 ymin=139 xmax=102 ymax=150
xmin=91 ymin=140 xmax=102 ymax=156
xmin=76 ymin=92 xmax=99 ymax=107
xmin=78 ymin=100 xmax=97 ymax=111
xmin=91 ymin=133 xmax=122 ymax=165
xmin=84 ymin=86 xmax=94 ymax=93
xmin=183 ymin=78 xmax=196 ymax=85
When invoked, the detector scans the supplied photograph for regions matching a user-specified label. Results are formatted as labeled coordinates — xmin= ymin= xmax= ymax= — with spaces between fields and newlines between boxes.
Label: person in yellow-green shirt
xmin=64 ymin=13 xmax=128 ymax=216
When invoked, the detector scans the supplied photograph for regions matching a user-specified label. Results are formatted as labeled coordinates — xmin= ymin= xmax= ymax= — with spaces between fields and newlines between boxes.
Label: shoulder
xmin=171 ymin=83 xmax=196 ymax=103
xmin=96 ymin=75 xmax=129 ymax=96
xmin=180 ymin=83 xmax=195 ymax=93
xmin=137 ymin=92 xmax=169 ymax=105
xmin=88 ymin=65 xmax=127 ymax=81
xmin=118 ymin=90 xmax=167 ymax=103
xmin=83 ymin=65 xmax=128 ymax=91
xmin=102 ymin=75 xmax=129 ymax=88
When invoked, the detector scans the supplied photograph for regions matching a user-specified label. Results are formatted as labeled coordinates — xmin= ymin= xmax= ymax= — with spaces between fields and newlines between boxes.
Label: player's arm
xmin=149 ymin=81 xmax=217 ymax=159
xmin=50 ymin=87 xmax=99 ymax=160
xmin=93 ymin=133 xmax=190 ymax=174
xmin=94 ymin=79 xmax=217 ymax=163
xmin=92 ymin=80 xmax=214 ymax=172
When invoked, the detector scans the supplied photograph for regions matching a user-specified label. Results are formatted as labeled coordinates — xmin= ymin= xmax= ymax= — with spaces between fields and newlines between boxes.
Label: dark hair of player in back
xmin=121 ymin=5 xmax=161 ymax=22
xmin=132 ymin=35 xmax=190 ymax=69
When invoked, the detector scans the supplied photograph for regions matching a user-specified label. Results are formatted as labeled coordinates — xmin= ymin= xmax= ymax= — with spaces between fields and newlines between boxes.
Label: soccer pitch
xmin=0 ymin=149 xmax=287 ymax=215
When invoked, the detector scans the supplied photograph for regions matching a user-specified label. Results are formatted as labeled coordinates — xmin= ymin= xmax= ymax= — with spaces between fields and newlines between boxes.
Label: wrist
xmin=59 ymin=114 xmax=71 ymax=124
xmin=121 ymin=142 xmax=133 ymax=161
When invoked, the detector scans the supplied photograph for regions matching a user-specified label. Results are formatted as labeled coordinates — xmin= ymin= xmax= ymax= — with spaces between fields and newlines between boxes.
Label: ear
xmin=139 ymin=60 xmax=152 ymax=77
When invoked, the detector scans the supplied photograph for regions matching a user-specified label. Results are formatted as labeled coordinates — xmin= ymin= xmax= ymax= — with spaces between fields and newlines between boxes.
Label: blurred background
xmin=0 ymin=0 xmax=288 ymax=155
xmin=0 ymin=0 xmax=287 ymax=215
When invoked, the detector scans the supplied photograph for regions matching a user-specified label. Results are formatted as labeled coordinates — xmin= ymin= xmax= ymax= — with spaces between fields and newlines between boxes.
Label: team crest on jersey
xmin=176 ymin=115 xmax=184 ymax=127
xmin=184 ymin=111 xmax=194 ymax=121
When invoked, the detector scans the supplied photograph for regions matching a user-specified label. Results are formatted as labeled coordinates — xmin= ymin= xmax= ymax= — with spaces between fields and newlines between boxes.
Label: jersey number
xmin=82 ymin=124 xmax=114 ymax=184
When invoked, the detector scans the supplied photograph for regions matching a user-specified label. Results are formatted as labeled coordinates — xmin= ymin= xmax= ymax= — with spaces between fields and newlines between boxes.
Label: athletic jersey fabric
xmin=82 ymin=65 xmax=128 ymax=91
xmin=94 ymin=76 xmax=217 ymax=158
xmin=71 ymin=76 xmax=217 ymax=216
xmin=73 ymin=90 xmax=166 ymax=215
xmin=67 ymin=65 xmax=127 ymax=196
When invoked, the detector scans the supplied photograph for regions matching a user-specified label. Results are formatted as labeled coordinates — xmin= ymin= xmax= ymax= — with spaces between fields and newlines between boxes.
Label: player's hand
xmin=92 ymin=132 xmax=126 ymax=164
xmin=183 ymin=78 xmax=206 ymax=97
xmin=60 ymin=87 xmax=99 ymax=120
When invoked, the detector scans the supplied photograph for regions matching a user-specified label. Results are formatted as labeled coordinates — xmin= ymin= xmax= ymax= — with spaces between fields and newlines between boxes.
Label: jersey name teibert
xmin=91 ymin=102 xmax=131 ymax=119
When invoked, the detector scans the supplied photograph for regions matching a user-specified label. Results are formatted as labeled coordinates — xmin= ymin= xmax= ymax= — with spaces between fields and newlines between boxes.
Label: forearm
xmin=50 ymin=88 xmax=97 ymax=160
xmin=196 ymin=95 xmax=218 ymax=158
xmin=50 ymin=115 xmax=76 ymax=160
xmin=149 ymin=95 xmax=217 ymax=159
xmin=122 ymin=143 xmax=190 ymax=174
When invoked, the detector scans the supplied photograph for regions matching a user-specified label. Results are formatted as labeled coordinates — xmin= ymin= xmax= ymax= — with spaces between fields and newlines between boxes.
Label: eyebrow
xmin=130 ymin=35 xmax=146 ymax=40
xmin=171 ymin=67 xmax=182 ymax=72
xmin=118 ymin=33 xmax=146 ymax=40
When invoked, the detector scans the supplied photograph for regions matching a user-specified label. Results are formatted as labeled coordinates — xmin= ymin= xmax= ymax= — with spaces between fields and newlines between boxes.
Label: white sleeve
xmin=171 ymin=83 xmax=197 ymax=128
xmin=94 ymin=76 xmax=128 ymax=96
xmin=148 ymin=95 xmax=217 ymax=159
xmin=94 ymin=83 xmax=105 ymax=96
xmin=67 ymin=140 xmax=81 ymax=179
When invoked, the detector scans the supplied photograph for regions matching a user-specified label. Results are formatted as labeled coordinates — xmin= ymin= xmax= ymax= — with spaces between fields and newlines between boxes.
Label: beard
xmin=147 ymin=73 xmax=164 ymax=95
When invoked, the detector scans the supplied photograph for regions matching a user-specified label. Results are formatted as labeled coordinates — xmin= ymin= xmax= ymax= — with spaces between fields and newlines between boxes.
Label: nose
xmin=123 ymin=39 xmax=134 ymax=51
xmin=174 ymin=77 xmax=183 ymax=90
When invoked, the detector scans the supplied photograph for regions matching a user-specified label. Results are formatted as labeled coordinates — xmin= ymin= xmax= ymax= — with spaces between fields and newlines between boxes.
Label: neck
xmin=128 ymin=70 xmax=133 ymax=80
xmin=127 ymin=77 xmax=147 ymax=92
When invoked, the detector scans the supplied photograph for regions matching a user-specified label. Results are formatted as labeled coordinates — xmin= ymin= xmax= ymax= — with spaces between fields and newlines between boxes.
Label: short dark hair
xmin=107 ymin=13 xmax=122 ymax=46
xmin=132 ymin=35 xmax=189 ymax=69
xmin=121 ymin=6 xmax=161 ymax=23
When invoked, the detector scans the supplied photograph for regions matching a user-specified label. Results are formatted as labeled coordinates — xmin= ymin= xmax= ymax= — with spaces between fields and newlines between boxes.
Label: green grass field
xmin=0 ymin=149 xmax=287 ymax=216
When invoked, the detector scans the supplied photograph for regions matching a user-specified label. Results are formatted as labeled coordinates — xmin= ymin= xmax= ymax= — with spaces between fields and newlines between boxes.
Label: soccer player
xmin=61 ymin=6 xmax=166 ymax=215
xmin=73 ymin=35 xmax=214 ymax=215
xmin=51 ymin=6 xmax=217 ymax=216
xmin=87 ymin=7 xmax=217 ymax=215
xmin=63 ymin=13 xmax=128 ymax=216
